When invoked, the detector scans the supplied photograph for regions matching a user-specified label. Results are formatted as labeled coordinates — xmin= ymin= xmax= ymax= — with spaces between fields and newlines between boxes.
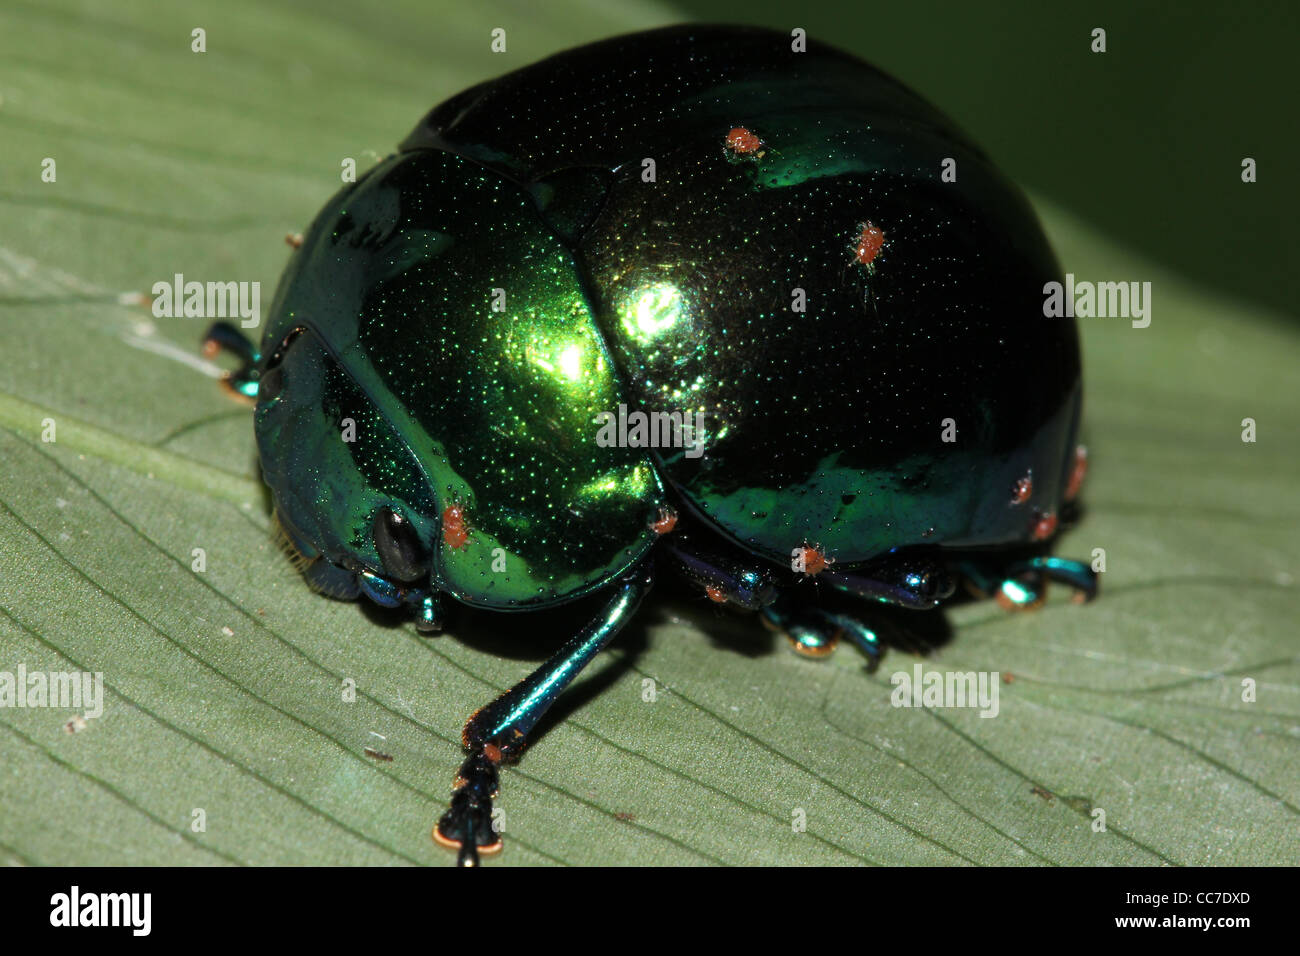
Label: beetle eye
xmin=374 ymin=506 xmax=428 ymax=583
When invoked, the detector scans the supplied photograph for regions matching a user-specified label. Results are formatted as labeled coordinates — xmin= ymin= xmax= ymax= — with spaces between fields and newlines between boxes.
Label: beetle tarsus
xmin=762 ymin=600 xmax=842 ymax=658
xmin=959 ymin=555 xmax=1098 ymax=609
xmin=995 ymin=569 xmax=1047 ymax=611
xmin=201 ymin=321 xmax=260 ymax=402
xmin=434 ymin=751 xmax=502 ymax=866
xmin=817 ymin=609 xmax=887 ymax=669
xmin=1015 ymin=556 xmax=1099 ymax=604
xmin=764 ymin=595 xmax=910 ymax=671
xmin=411 ymin=591 xmax=445 ymax=633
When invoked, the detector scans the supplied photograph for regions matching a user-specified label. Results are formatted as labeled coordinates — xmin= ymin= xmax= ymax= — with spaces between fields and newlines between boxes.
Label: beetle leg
xmin=959 ymin=556 xmax=1097 ymax=609
xmin=661 ymin=531 xmax=777 ymax=610
xmin=761 ymin=594 xmax=885 ymax=670
xmin=201 ymin=321 xmax=260 ymax=402
xmin=994 ymin=570 xmax=1048 ymax=611
xmin=761 ymin=596 xmax=841 ymax=658
xmin=1008 ymin=556 xmax=1099 ymax=604
xmin=434 ymin=560 xmax=654 ymax=866
xmin=956 ymin=558 xmax=1045 ymax=610
xmin=761 ymin=593 xmax=939 ymax=668
xmin=822 ymin=557 xmax=955 ymax=609
xmin=411 ymin=591 xmax=445 ymax=633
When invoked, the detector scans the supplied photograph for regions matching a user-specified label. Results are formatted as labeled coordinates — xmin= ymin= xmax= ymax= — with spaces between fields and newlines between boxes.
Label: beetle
xmin=202 ymin=24 xmax=1097 ymax=865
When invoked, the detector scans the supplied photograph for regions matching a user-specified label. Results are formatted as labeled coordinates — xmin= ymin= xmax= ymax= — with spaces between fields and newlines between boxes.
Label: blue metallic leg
xmin=413 ymin=591 xmax=445 ymax=633
xmin=958 ymin=555 xmax=1098 ymax=610
xmin=761 ymin=594 xmax=885 ymax=670
xmin=434 ymin=560 xmax=654 ymax=866
xmin=823 ymin=556 xmax=955 ymax=609
xmin=958 ymin=558 xmax=1044 ymax=609
xmin=661 ymin=530 xmax=777 ymax=610
xmin=201 ymin=321 xmax=260 ymax=402
xmin=1016 ymin=556 xmax=1099 ymax=603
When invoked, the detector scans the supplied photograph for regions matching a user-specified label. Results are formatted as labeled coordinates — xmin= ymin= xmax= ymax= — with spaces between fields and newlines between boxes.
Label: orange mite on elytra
xmin=1030 ymin=511 xmax=1058 ymax=542
xmin=705 ymin=585 xmax=728 ymax=604
xmin=724 ymin=126 xmax=763 ymax=155
xmin=442 ymin=503 xmax=470 ymax=549
xmin=650 ymin=506 xmax=678 ymax=535
xmin=854 ymin=222 xmax=885 ymax=266
xmin=796 ymin=545 xmax=832 ymax=576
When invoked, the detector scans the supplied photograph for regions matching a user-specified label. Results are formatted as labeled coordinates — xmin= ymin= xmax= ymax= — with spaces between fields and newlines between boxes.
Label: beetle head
xmin=254 ymin=321 xmax=439 ymax=610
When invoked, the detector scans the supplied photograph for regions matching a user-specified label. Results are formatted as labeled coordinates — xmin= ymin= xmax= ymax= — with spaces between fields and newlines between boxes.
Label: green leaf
xmin=1 ymin=1 xmax=1296 ymax=866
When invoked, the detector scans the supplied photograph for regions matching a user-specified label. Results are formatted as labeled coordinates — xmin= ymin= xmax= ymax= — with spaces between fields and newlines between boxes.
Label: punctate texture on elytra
xmin=204 ymin=24 xmax=1096 ymax=866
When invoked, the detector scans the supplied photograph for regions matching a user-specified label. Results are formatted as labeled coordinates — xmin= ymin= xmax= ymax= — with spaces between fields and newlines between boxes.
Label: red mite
xmin=1030 ymin=511 xmax=1058 ymax=542
xmin=725 ymin=126 xmax=763 ymax=155
xmin=854 ymin=222 xmax=885 ymax=265
xmin=796 ymin=545 xmax=831 ymax=576
xmin=650 ymin=506 xmax=678 ymax=535
xmin=442 ymin=503 xmax=470 ymax=549
xmin=705 ymin=585 xmax=728 ymax=604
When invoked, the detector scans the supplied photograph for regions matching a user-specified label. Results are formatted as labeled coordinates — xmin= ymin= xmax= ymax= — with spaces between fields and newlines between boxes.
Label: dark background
xmin=674 ymin=0 xmax=1297 ymax=320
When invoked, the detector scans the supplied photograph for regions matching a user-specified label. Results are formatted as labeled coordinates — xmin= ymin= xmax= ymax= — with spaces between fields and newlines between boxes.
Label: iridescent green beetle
xmin=204 ymin=25 xmax=1097 ymax=865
